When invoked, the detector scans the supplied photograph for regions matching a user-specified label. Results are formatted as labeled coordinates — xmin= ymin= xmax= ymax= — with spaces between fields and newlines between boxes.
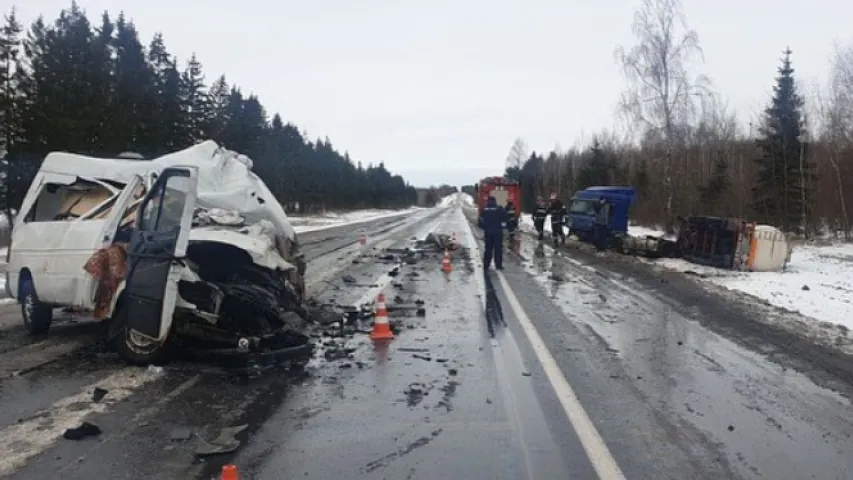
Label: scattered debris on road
xmin=195 ymin=424 xmax=248 ymax=456
xmin=63 ymin=422 xmax=102 ymax=441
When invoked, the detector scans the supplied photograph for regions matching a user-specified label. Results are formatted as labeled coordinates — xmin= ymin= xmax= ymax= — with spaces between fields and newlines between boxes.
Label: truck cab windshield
xmin=569 ymin=199 xmax=597 ymax=215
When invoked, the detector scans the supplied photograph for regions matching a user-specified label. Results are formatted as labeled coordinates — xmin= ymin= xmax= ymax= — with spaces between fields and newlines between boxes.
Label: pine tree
xmin=751 ymin=48 xmax=815 ymax=233
xmin=111 ymin=13 xmax=156 ymax=154
xmin=148 ymin=32 xmax=186 ymax=153
xmin=180 ymin=53 xmax=209 ymax=143
xmin=577 ymin=138 xmax=611 ymax=189
xmin=0 ymin=7 xmax=23 ymax=217
xmin=205 ymin=74 xmax=229 ymax=139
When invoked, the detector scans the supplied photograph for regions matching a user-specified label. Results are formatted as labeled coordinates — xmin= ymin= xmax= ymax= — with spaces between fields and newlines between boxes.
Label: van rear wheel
xmin=20 ymin=275 xmax=53 ymax=335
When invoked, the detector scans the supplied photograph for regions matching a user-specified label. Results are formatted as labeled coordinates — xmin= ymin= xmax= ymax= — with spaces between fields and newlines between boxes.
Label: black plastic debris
xmin=342 ymin=274 xmax=357 ymax=284
xmin=92 ymin=387 xmax=107 ymax=403
xmin=63 ymin=422 xmax=102 ymax=440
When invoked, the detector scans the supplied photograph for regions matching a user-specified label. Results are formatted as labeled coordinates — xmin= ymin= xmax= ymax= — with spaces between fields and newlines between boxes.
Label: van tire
xmin=20 ymin=274 xmax=53 ymax=335
xmin=111 ymin=301 xmax=171 ymax=366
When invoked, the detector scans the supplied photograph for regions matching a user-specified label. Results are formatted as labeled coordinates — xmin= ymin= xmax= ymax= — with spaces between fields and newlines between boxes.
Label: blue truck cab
xmin=566 ymin=186 xmax=636 ymax=244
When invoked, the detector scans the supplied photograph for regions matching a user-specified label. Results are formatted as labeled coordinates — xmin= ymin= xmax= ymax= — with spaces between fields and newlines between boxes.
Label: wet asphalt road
xmin=2 ymin=202 xmax=853 ymax=479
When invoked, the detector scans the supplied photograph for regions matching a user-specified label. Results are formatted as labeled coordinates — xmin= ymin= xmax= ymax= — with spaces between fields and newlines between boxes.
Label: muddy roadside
xmin=460 ymin=207 xmax=853 ymax=397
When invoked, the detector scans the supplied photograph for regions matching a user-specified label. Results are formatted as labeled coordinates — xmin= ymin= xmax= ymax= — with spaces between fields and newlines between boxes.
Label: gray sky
xmin=16 ymin=0 xmax=853 ymax=187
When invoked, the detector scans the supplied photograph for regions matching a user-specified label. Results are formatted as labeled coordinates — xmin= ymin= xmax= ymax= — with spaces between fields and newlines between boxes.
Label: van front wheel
xmin=110 ymin=300 xmax=171 ymax=366
xmin=20 ymin=276 xmax=53 ymax=335
xmin=114 ymin=326 xmax=171 ymax=366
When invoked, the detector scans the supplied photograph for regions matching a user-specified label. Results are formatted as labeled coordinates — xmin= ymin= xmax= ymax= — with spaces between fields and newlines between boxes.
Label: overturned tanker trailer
xmin=6 ymin=140 xmax=312 ymax=365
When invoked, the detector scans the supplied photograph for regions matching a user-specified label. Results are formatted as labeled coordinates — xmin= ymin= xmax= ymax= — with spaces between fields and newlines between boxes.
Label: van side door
xmin=124 ymin=167 xmax=198 ymax=342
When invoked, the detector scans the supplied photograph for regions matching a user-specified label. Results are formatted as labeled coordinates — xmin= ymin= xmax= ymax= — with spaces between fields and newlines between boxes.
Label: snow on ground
xmin=628 ymin=223 xmax=684 ymax=241
xmin=289 ymin=207 xmax=423 ymax=233
xmin=647 ymin=243 xmax=853 ymax=331
xmin=438 ymin=194 xmax=456 ymax=207
xmin=520 ymin=213 xmax=552 ymax=233
xmin=460 ymin=193 xmax=475 ymax=207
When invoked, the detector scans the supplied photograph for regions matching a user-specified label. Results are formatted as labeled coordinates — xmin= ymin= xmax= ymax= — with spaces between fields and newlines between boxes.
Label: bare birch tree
xmin=615 ymin=0 xmax=710 ymax=227
xmin=813 ymin=44 xmax=853 ymax=236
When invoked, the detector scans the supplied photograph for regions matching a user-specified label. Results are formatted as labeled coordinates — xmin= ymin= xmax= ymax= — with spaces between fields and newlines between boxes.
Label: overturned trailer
xmin=675 ymin=216 xmax=791 ymax=272
xmin=7 ymin=141 xmax=311 ymax=365
xmin=619 ymin=215 xmax=792 ymax=272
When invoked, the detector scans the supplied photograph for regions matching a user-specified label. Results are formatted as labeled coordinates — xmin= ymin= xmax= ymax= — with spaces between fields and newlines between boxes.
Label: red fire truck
xmin=475 ymin=176 xmax=521 ymax=218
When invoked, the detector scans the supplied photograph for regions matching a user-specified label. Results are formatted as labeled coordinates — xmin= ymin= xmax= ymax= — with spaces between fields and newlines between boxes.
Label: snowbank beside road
xmin=648 ymin=243 xmax=853 ymax=331
xmin=438 ymin=194 xmax=456 ymax=207
xmin=290 ymin=207 xmax=421 ymax=233
xmin=460 ymin=193 xmax=475 ymax=207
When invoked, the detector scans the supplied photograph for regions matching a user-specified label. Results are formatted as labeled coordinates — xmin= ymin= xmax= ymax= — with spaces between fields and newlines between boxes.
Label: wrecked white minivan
xmin=6 ymin=141 xmax=311 ymax=365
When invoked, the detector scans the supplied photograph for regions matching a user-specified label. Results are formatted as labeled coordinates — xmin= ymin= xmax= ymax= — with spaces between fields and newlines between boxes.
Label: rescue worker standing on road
xmin=532 ymin=196 xmax=549 ymax=241
xmin=478 ymin=196 xmax=506 ymax=270
xmin=548 ymin=193 xmax=567 ymax=246
xmin=505 ymin=200 xmax=518 ymax=236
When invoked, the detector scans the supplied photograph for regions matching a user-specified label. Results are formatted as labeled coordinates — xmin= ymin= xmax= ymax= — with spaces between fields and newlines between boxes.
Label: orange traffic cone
xmin=370 ymin=293 xmax=394 ymax=341
xmin=441 ymin=250 xmax=452 ymax=273
xmin=357 ymin=233 xmax=367 ymax=247
xmin=221 ymin=464 xmax=239 ymax=480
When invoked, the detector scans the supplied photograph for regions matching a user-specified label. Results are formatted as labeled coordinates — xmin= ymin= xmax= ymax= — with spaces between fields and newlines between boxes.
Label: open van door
xmin=122 ymin=166 xmax=198 ymax=355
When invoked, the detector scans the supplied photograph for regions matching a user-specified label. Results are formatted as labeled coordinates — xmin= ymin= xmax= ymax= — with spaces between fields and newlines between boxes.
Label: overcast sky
xmin=16 ymin=0 xmax=853 ymax=187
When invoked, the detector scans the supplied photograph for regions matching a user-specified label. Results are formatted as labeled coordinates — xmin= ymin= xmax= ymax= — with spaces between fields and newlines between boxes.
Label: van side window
xmin=140 ymin=174 xmax=190 ymax=233
xmin=23 ymin=180 xmax=116 ymax=223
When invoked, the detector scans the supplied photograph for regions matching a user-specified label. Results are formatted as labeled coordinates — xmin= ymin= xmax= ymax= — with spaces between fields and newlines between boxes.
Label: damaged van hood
xmin=38 ymin=140 xmax=295 ymax=241
xmin=189 ymin=224 xmax=297 ymax=272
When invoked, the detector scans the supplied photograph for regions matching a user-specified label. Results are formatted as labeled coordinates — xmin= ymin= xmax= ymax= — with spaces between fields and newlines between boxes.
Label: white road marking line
xmin=0 ymin=367 xmax=163 ymax=477
xmin=494 ymin=270 xmax=626 ymax=480
xmin=459 ymin=209 xmax=538 ymax=479
xmin=457 ymin=208 xmax=486 ymax=311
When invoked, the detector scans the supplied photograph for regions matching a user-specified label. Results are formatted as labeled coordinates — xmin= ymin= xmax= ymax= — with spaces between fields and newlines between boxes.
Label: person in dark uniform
xmin=548 ymin=193 xmax=566 ymax=246
xmin=504 ymin=200 xmax=518 ymax=236
xmin=532 ymin=196 xmax=548 ymax=241
xmin=478 ymin=196 xmax=506 ymax=270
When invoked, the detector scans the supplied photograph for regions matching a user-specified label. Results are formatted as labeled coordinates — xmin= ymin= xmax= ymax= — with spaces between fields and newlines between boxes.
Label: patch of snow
xmin=649 ymin=243 xmax=853 ymax=331
xmin=628 ymin=225 xmax=665 ymax=238
xmin=460 ymin=193 xmax=475 ymax=207
xmin=520 ymin=214 xmax=553 ymax=233
xmin=438 ymin=194 xmax=456 ymax=208
xmin=628 ymin=224 xmax=678 ymax=241
xmin=290 ymin=207 xmax=422 ymax=233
